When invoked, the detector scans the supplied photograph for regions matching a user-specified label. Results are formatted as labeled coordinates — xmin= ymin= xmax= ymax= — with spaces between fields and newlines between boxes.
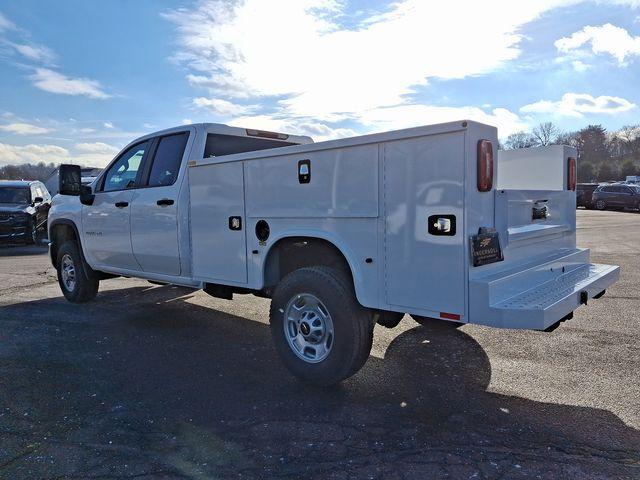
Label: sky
xmin=1 ymin=0 xmax=640 ymax=167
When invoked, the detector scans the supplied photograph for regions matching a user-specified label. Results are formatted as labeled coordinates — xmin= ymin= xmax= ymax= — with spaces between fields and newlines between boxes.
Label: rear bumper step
xmin=470 ymin=258 xmax=619 ymax=330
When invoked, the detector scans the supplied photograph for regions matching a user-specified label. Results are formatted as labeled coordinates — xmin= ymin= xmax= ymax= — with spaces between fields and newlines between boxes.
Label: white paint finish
xmin=246 ymin=217 xmax=380 ymax=308
xmin=130 ymin=185 xmax=181 ymax=275
xmin=81 ymin=190 xmax=139 ymax=270
xmin=245 ymin=143 xmax=378 ymax=218
xmin=497 ymin=145 xmax=577 ymax=191
xmin=190 ymin=161 xmax=247 ymax=284
xmin=48 ymin=119 xmax=620 ymax=333
xmin=383 ymin=132 xmax=466 ymax=315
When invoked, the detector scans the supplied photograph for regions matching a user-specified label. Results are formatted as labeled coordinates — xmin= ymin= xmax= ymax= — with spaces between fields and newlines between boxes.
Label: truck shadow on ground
xmin=1 ymin=284 xmax=639 ymax=479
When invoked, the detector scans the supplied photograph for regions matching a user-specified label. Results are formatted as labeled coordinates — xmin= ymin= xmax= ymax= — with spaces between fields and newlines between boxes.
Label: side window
xmin=146 ymin=133 xmax=189 ymax=187
xmin=102 ymin=142 xmax=148 ymax=192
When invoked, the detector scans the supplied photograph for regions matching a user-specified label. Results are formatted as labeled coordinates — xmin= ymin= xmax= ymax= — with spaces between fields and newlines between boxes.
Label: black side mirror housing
xmin=80 ymin=184 xmax=95 ymax=206
xmin=59 ymin=164 xmax=82 ymax=196
xmin=33 ymin=196 xmax=44 ymax=205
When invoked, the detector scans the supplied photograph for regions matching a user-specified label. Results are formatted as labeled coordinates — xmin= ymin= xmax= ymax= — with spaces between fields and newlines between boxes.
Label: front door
xmin=383 ymin=133 xmax=466 ymax=317
xmin=130 ymin=131 xmax=191 ymax=275
xmin=82 ymin=141 xmax=149 ymax=271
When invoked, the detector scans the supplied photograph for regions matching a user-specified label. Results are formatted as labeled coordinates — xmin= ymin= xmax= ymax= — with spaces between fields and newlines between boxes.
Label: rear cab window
xmin=204 ymin=133 xmax=296 ymax=158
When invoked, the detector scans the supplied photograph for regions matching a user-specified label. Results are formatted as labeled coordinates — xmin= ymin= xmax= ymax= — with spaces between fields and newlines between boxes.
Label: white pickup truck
xmin=49 ymin=120 xmax=619 ymax=385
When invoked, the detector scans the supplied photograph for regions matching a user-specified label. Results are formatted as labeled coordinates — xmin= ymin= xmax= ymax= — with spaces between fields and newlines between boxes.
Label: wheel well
xmin=263 ymin=237 xmax=353 ymax=290
xmin=49 ymin=223 xmax=78 ymax=267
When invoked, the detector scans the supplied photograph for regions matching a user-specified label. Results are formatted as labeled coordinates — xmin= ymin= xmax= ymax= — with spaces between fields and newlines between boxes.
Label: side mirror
xmin=59 ymin=164 xmax=82 ymax=196
xmin=33 ymin=196 xmax=44 ymax=205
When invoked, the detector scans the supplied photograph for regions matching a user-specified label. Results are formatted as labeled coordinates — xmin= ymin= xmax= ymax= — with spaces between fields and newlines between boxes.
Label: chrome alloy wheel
xmin=60 ymin=253 xmax=76 ymax=292
xmin=283 ymin=293 xmax=334 ymax=363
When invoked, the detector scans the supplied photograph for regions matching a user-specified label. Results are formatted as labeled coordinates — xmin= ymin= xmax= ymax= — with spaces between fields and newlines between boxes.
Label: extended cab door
xmin=82 ymin=141 xmax=149 ymax=270
xmin=129 ymin=131 xmax=191 ymax=276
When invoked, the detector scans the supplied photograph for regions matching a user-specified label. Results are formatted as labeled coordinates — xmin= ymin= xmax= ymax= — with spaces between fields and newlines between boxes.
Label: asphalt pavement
xmin=0 ymin=209 xmax=638 ymax=479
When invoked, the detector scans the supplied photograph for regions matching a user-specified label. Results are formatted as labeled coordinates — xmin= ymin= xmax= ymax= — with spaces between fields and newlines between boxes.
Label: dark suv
xmin=0 ymin=180 xmax=51 ymax=244
xmin=576 ymin=183 xmax=599 ymax=209
xmin=592 ymin=183 xmax=640 ymax=211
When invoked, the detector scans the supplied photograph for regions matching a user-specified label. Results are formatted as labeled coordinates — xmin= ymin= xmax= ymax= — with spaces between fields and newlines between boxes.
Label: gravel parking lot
xmin=0 ymin=209 xmax=638 ymax=479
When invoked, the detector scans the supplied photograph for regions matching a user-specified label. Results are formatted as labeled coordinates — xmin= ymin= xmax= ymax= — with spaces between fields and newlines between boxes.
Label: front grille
xmin=0 ymin=213 xmax=12 ymax=222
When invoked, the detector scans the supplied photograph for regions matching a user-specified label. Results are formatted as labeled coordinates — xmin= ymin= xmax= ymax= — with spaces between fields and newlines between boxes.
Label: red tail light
xmin=567 ymin=157 xmax=576 ymax=191
xmin=477 ymin=140 xmax=493 ymax=192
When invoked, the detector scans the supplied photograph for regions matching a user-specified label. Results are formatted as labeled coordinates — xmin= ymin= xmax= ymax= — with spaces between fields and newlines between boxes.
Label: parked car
xmin=592 ymin=183 xmax=640 ymax=211
xmin=576 ymin=183 xmax=600 ymax=209
xmin=0 ymin=180 xmax=52 ymax=244
xmin=48 ymin=121 xmax=618 ymax=386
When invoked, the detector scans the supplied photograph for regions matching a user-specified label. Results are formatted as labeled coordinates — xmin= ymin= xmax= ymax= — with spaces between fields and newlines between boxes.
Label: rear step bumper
xmin=470 ymin=253 xmax=619 ymax=330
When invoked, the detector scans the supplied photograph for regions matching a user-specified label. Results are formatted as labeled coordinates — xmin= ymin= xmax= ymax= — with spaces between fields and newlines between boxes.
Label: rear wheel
xmin=56 ymin=241 xmax=99 ymax=303
xmin=269 ymin=266 xmax=373 ymax=386
xmin=411 ymin=314 xmax=462 ymax=329
xmin=595 ymin=199 xmax=606 ymax=210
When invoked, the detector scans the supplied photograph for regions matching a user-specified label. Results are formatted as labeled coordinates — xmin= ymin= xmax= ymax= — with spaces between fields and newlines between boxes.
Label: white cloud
xmin=182 ymin=118 xmax=193 ymax=125
xmin=0 ymin=141 xmax=118 ymax=167
xmin=0 ymin=12 xmax=16 ymax=32
xmin=571 ymin=60 xmax=591 ymax=71
xmin=228 ymin=115 xmax=357 ymax=141
xmin=555 ymin=23 xmax=640 ymax=64
xmin=355 ymin=105 xmax=528 ymax=137
xmin=30 ymin=68 xmax=110 ymax=99
xmin=193 ymin=97 xmax=256 ymax=116
xmin=165 ymin=0 xmax=582 ymax=122
xmin=521 ymin=93 xmax=636 ymax=117
xmin=0 ymin=142 xmax=70 ymax=166
xmin=11 ymin=42 xmax=56 ymax=63
xmin=0 ymin=122 xmax=52 ymax=135
xmin=103 ymin=122 xmax=114 ymax=129
xmin=74 ymin=142 xmax=119 ymax=154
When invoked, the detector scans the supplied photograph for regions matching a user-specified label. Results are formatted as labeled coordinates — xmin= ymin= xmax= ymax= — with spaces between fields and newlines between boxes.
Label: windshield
xmin=0 ymin=187 xmax=31 ymax=204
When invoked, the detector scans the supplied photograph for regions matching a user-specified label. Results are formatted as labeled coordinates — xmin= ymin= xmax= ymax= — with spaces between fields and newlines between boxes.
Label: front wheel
xmin=57 ymin=241 xmax=99 ymax=303
xmin=595 ymin=199 xmax=606 ymax=210
xmin=269 ymin=266 xmax=373 ymax=386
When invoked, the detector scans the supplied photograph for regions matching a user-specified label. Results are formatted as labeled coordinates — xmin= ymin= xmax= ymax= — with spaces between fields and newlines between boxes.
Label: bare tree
xmin=504 ymin=131 xmax=537 ymax=150
xmin=532 ymin=122 xmax=560 ymax=146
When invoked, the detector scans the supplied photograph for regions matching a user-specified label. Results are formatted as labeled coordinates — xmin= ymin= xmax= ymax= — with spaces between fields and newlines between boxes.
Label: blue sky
xmin=1 ymin=0 xmax=640 ymax=167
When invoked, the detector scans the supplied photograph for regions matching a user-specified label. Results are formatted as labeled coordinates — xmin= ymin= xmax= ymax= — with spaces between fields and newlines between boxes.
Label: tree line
xmin=0 ymin=162 xmax=58 ymax=182
xmin=503 ymin=122 xmax=640 ymax=182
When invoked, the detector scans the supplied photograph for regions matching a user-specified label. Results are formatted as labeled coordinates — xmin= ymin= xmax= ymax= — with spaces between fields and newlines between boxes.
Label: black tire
xmin=56 ymin=241 xmax=99 ymax=303
xmin=269 ymin=266 xmax=373 ymax=386
xmin=411 ymin=314 xmax=463 ymax=329
xmin=26 ymin=219 xmax=37 ymax=245
xmin=595 ymin=199 xmax=606 ymax=210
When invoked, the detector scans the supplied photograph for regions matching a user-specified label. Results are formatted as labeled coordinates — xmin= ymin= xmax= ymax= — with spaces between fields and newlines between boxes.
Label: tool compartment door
xmin=383 ymin=132 xmax=466 ymax=316
xmin=189 ymin=161 xmax=247 ymax=284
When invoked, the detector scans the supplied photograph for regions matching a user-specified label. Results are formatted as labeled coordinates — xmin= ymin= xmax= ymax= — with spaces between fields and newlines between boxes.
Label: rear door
xmin=383 ymin=133 xmax=466 ymax=316
xmin=130 ymin=131 xmax=191 ymax=275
